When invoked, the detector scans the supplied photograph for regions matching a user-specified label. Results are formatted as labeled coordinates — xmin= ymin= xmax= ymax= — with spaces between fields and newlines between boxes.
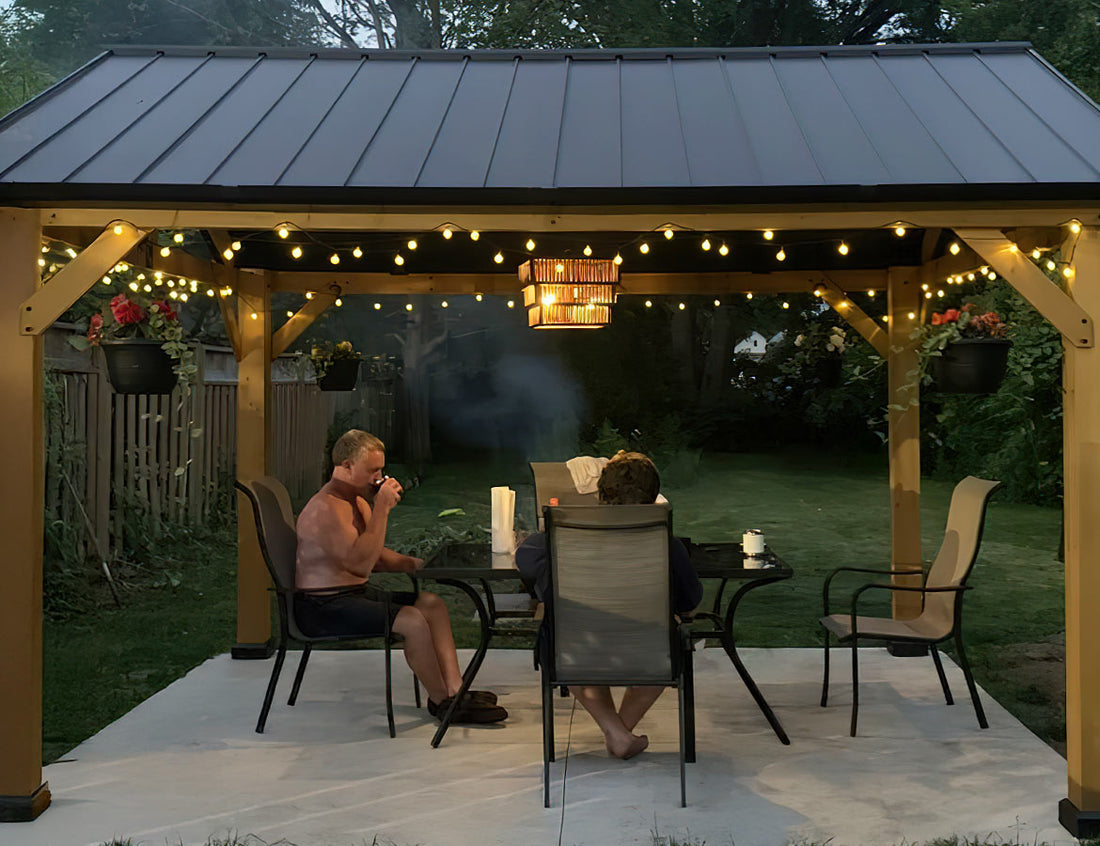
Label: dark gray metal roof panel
xmin=484 ymin=60 xmax=567 ymax=188
xmin=1 ymin=43 xmax=1098 ymax=204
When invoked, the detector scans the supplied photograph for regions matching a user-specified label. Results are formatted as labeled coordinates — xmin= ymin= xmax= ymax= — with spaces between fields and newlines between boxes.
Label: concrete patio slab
xmin=4 ymin=647 xmax=1069 ymax=846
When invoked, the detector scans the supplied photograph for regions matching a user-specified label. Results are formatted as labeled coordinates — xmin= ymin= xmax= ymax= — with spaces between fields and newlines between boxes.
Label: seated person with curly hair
xmin=516 ymin=451 xmax=702 ymax=758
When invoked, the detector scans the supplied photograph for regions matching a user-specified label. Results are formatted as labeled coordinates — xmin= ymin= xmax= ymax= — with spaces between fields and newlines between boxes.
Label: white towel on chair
xmin=565 ymin=455 xmax=609 ymax=494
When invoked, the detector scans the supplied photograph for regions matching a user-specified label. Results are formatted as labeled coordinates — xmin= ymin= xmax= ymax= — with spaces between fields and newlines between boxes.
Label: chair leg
xmin=821 ymin=630 xmax=831 ymax=707
xmin=678 ymin=682 xmax=687 ymax=808
xmin=288 ymin=644 xmax=312 ymax=706
xmin=385 ymin=639 xmax=396 ymax=738
xmin=954 ymin=631 xmax=988 ymax=729
xmin=683 ymin=639 xmax=696 ymax=764
xmin=930 ymin=644 xmax=954 ymax=705
xmin=542 ymin=673 xmax=552 ymax=807
xmin=256 ymin=642 xmax=287 ymax=734
xmin=413 ymin=675 xmax=421 ymax=709
xmin=849 ymin=638 xmax=860 ymax=737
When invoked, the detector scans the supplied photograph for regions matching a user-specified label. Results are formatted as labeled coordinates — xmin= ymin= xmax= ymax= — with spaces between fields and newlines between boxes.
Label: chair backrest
xmin=919 ymin=476 xmax=1002 ymax=635
xmin=530 ymin=462 xmax=597 ymax=530
xmin=235 ymin=476 xmax=298 ymax=592
xmin=546 ymin=503 xmax=675 ymax=685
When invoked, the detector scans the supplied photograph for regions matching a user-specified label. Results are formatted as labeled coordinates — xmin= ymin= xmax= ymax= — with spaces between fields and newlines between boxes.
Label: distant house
xmin=734 ymin=331 xmax=768 ymax=359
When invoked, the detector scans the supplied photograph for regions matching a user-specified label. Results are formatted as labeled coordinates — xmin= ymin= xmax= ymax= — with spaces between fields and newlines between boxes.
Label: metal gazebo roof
xmin=1 ymin=43 xmax=1099 ymax=207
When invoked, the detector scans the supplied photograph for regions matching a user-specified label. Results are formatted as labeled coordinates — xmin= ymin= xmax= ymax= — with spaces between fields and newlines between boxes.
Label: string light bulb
xmin=719 ymin=243 xmax=729 ymax=256
xmin=441 ymin=300 xmax=449 ymax=308
xmin=838 ymin=242 xmax=849 ymax=256
xmin=494 ymin=252 xmax=504 ymax=264
xmin=1070 ymin=221 xmax=1082 ymax=234
xmin=405 ymin=303 xmax=413 ymax=311
xmin=1032 ymin=248 xmax=1042 ymax=260
xmin=160 ymin=246 xmax=171 ymax=257
xmin=277 ymin=226 xmax=289 ymax=239
xmin=664 ymin=229 xmax=674 ymax=240
xmin=507 ymin=300 xmax=515 ymax=308
xmin=286 ymin=310 xmax=294 ymax=318
xmin=145 ymin=284 xmax=154 ymax=293
xmin=231 ymin=241 xmax=241 ymax=251
xmin=206 ymin=288 xmax=215 ymax=297
xmin=867 ymin=290 xmax=876 ymax=298
xmin=782 ymin=301 xmax=790 ymax=309
xmin=407 ymin=239 xmax=418 ymax=251
xmin=1064 ymin=267 xmax=1075 ymax=278
xmin=583 ymin=245 xmax=593 ymax=256
xmin=645 ymin=300 xmax=652 ymax=308
xmin=442 ymin=227 xmax=453 ymax=240
xmin=763 ymin=230 xmax=774 ymax=241
xmin=776 ymin=248 xmax=786 ymax=262
xmin=173 ymin=232 xmax=184 ymax=244
xmin=475 ymin=294 xmax=483 ymax=302
xmin=374 ymin=302 xmax=381 ymax=310
xmin=613 ymin=253 xmax=623 ymax=266
xmin=678 ymin=302 xmax=686 ymax=310
xmin=222 ymin=248 xmax=234 ymax=261
xmin=908 ymin=312 xmax=916 ymax=320
xmin=525 ymin=238 xmax=536 ymax=251
xmin=291 ymin=246 xmax=303 ymax=259
xmin=949 ymin=242 xmax=960 ymax=255
xmin=329 ymin=253 xmax=340 ymax=265
xmin=470 ymin=230 xmax=480 ymax=241
xmin=394 ymin=253 xmax=405 ymax=266
xmin=639 ymin=242 xmax=650 ymax=254
xmin=701 ymin=238 xmax=711 ymax=251
xmin=1009 ymin=244 xmax=1019 ymax=253
xmin=113 ymin=224 xmax=125 ymax=235
xmin=305 ymin=292 xmax=314 ymax=300
xmin=352 ymin=246 xmax=363 ymax=258
xmin=1046 ymin=259 xmax=1056 ymax=271
xmin=713 ymin=299 xmax=721 ymax=307
xmin=894 ymin=226 xmax=906 ymax=237
xmin=335 ymin=298 xmax=343 ymax=307
xmin=746 ymin=292 xmax=753 ymax=300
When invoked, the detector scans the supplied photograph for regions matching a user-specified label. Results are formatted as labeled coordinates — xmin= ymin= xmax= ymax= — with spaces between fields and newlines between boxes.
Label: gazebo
xmin=0 ymin=42 xmax=1097 ymax=834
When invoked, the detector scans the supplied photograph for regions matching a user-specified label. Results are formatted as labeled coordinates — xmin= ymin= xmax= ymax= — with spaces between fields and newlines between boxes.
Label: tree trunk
xmin=699 ymin=306 xmax=733 ymax=407
xmin=670 ymin=305 xmax=698 ymax=405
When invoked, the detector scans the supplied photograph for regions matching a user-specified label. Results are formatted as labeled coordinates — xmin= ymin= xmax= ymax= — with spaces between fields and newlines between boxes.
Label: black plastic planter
xmin=930 ymin=338 xmax=1012 ymax=394
xmin=101 ymin=339 xmax=178 ymax=395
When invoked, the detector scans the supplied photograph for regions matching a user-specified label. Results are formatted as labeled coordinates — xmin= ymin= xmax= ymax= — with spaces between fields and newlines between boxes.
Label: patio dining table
xmin=415 ymin=540 xmax=793 ymax=749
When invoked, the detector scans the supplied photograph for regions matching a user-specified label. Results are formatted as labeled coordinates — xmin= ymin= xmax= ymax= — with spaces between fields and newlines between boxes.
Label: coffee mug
xmin=743 ymin=529 xmax=765 ymax=555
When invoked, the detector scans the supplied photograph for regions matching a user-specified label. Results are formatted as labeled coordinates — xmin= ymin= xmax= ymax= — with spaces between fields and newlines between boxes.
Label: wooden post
xmin=1059 ymin=226 xmax=1100 ymax=837
xmin=886 ymin=267 xmax=923 ymax=621
xmin=232 ymin=271 xmax=273 ymax=658
xmin=0 ymin=208 xmax=50 ymax=820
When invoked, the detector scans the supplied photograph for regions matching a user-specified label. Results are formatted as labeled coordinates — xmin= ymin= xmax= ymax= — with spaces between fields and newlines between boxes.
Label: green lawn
xmin=44 ymin=449 xmax=1066 ymax=762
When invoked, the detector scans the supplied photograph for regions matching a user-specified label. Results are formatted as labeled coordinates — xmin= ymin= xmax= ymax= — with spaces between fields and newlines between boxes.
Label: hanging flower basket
xmin=317 ymin=358 xmax=360 ymax=392
xmin=101 ymin=339 xmax=178 ymax=395
xmin=930 ymin=338 xmax=1013 ymax=394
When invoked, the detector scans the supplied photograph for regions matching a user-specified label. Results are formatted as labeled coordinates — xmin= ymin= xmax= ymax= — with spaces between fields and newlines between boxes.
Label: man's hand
xmin=374 ymin=477 xmax=403 ymax=510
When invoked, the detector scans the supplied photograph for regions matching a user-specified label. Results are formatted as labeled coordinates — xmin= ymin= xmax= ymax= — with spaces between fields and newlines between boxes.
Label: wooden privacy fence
xmin=44 ymin=326 xmax=398 ymax=559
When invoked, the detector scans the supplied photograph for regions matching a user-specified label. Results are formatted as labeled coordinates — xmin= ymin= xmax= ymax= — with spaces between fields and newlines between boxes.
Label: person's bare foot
xmin=606 ymin=732 xmax=649 ymax=759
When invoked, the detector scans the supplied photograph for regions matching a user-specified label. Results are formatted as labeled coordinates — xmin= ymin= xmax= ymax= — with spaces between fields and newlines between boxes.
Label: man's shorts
xmin=293 ymin=590 xmax=419 ymax=638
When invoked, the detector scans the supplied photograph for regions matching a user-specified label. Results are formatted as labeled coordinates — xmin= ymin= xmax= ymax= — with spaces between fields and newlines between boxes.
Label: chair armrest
xmin=848 ymin=583 xmax=970 ymax=635
xmin=822 ymin=566 xmax=902 ymax=615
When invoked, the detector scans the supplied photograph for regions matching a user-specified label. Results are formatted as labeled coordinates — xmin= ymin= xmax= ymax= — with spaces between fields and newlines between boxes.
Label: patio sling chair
xmin=540 ymin=503 xmax=692 ymax=808
xmin=819 ymin=475 xmax=1002 ymax=737
xmin=530 ymin=462 xmax=597 ymax=531
xmin=235 ymin=477 xmax=418 ymax=737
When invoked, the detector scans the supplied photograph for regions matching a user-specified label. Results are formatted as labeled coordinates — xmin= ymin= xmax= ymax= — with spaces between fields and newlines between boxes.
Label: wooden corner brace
xmin=20 ymin=221 xmax=150 ymax=335
xmin=815 ymin=276 xmax=889 ymax=357
xmin=956 ymin=228 xmax=1093 ymax=348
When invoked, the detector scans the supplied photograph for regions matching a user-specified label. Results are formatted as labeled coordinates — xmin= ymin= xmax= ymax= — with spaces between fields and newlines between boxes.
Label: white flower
xmin=795 ymin=334 xmax=805 ymax=347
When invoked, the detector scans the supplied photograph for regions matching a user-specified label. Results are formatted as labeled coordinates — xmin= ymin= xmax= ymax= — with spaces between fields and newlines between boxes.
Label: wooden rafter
xmin=271 ymin=291 xmax=337 ymax=360
xmin=814 ymin=276 xmax=888 ymax=357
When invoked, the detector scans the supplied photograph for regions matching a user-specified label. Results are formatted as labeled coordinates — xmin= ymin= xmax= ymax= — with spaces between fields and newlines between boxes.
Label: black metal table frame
xmin=413 ymin=549 xmax=538 ymax=748
xmin=684 ymin=543 xmax=793 ymax=756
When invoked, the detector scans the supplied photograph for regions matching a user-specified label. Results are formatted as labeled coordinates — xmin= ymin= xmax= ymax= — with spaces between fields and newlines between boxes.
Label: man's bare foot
xmin=606 ymin=732 xmax=649 ymax=760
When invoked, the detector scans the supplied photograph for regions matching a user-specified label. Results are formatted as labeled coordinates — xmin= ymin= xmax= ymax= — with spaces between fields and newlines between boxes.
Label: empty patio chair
xmin=819 ymin=475 xmax=1002 ymax=736
xmin=540 ymin=503 xmax=692 ymax=807
xmin=235 ymin=477 xmax=417 ymax=737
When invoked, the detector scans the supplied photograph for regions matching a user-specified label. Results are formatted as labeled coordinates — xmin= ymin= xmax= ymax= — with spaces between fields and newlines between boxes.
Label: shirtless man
xmin=295 ymin=429 xmax=506 ymax=724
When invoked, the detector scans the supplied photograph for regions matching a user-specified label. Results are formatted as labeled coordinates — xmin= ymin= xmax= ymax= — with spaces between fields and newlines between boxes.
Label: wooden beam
xmin=206 ymin=229 xmax=236 ymax=267
xmin=0 ymin=207 xmax=50 ymax=819
xmin=19 ymin=221 xmax=149 ymax=334
xmin=213 ymin=265 xmax=243 ymax=361
xmin=956 ymin=228 xmax=1094 ymax=348
xmin=271 ymin=292 xmax=337 ymax=359
xmin=267 ymin=269 xmax=892 ymax=296
xmin=886 ymin=267 xmax=923 ymax=620
xmin=1060 ymin=226 xmax=1100 ymax=834
xmin=42 ymin=204 xmax=1100 ymax=232
xmin=814 ymin=277 xmax=888 ymax=357
xmin=232 ymin=270 xmax=272 ymax=659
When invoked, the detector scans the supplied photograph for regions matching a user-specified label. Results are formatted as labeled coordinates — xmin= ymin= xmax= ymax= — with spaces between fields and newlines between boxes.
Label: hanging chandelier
xmin=519 ymin=258 xmax=619 ymax=329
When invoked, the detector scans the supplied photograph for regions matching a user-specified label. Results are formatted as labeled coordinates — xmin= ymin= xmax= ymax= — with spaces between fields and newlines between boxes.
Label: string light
xmin=101 ymin=275 xmax=111 ymax=285
xmin=160 ymin=246 xmax=171 ymax=257
xmin=664 ymin=229 xmax=674 ymax=240
xmin=554 ymin=262 xmax=565 ymax=273
xmin=949 ymin=242 xmax=960 ymax=255
xmin=145 ymin=284 xmax=154 ymax=293
xmin=837 ymin=242 xmax=849 ymax=256
xmin=746 ymin=292 xmax=753 ymax=300
xmin=442 ymin=227 xmax=453 ymax=240
xmin=937 ymin=289 xmax=945 ymax=297
xmin=776 ymin=248 xmax=786 ymax=261
xmin=1009 ymin=244 xmax=1019 ymax=253
xmin=407 ymin=239 xmax=418 ymax=251
xmin=329 ymin=253 xmax=340 ymax=265
xmin=493 ymin=252 xmax=504 ymax=264
xmin=1031 ymin=248 xmax=1041 ymax=260
xmin=374 ymin=302 xmax=381 ymax=310
xmin=250 ymin=311 xmax=258 ymax=320
xmin=1070 ymin=221 xmax=1082 ymax=234
xmin=678 ymin=302 xmax=686 ymax=310
xmin=583 ymin=245 xmax=593 ymax=256
xmin=277 ymin=226 xmax=289 ymax=239
xmin=173 ymin=232 xmax=184 ymax=244
xmin=335 ymin=298 xmax=343 ymax=307
xmin=291 ymin=246 xmax=303 ymax=259
xmin=781 ymin=301 xmax=790 ymax=309
xmin=222 ymin=248 xmax=234 ymax=261
xmin=867 ymin=290 xmax=875 ymax=298
xmin=394 ymin=253 xmax=405 ymax=266
xmin=713 ymin=299 xmax=721 ymax=307
xmin=352 ymin=246 xmax=363 ymax=258
xmin=525 ymin=238 xmax=536 ymax=251
xmin=231 ymin=241 xmax=241 ymax=251
xmin=718 ymin=243 xmax=729 ymax=256
xmin=286 ymin=310 xmax=294 ymax=318
xmin=1046 ymin=259 xmax=1056 ymax=271
xmin=613 ymin=253 xmax=623 ymax=266
xmin=908 ymin=312 xmax=916 ymax=320
xmin=1064 ymin=267 xmax=1075 ymax=279
xmin=645 ymin=300 xmax=652 ymax=308
xmin=701 ymin=238 xmax=711 ymax=251
xmin=894 ymin=226 xmax=906 ymax=237
xmin=763 ymin=230 xmax=774 ymax=241
xmin=475 ymin=294 xmax=483 ymax=302
xmin=441 ymin=301 xmax=449 ymax=308
xmin=305 ymin=292 xmax=314 ymax=300
xmin=65 ymin=248 xmax=77 ymax=258
xmin=470 ymin=230 xmax=480 ymax=241
xmin=639 ymin=242 xmax=650 ymax=254
xmin=206 ymin=289 xmax=215 ymax=297
xmin=405 ymin=303 xmax=413 ymax=311
xmin=507 ymin=300 xmax=515 ymax=308
xmin=129 ymin=282 xmax=139 ymax=291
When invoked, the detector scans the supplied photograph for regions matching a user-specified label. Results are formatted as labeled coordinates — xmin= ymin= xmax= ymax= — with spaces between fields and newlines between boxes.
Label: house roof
xmin=1 ymin=43 xmax=1099 ymax=207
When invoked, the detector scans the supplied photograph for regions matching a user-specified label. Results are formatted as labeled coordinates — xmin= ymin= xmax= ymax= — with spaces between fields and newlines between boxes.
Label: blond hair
xmin=332 ymin=430 xmax=385 ymax=466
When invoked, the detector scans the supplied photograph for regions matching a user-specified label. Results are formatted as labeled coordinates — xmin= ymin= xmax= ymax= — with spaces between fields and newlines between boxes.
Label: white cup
xmin=743 ymin=530 xmax=765 ymax=556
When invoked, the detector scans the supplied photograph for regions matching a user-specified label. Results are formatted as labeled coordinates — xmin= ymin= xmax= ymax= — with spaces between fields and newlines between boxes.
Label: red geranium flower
xmin=151 ymin=300 xmax=178 ymax=322
xmin=87 ymin=313 xmax=104 ymax=342
xmin=109 ymin=294 xmax=146 ymax=325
